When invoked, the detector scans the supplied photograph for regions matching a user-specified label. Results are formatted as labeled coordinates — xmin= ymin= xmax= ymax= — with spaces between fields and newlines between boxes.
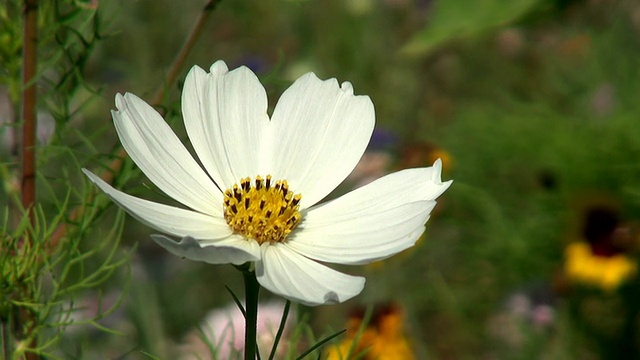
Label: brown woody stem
xmin=21 ymin=0 xmax=37 ymax=226
xmin=19 ymin=0 xmax=39 ymax=358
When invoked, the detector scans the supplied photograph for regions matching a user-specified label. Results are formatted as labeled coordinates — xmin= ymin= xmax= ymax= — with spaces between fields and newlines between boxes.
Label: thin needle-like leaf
xmin=268 ymin=300 xmax=291 ymax=360
xmin=225 ymin=285 xmax=246 ymax=318
xmin=295 ymin=329 xmax=347 ymax=360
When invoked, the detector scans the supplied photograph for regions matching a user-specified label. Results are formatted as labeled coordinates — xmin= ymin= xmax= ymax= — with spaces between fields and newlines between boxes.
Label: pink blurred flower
xmin=179 ymin=301 xmax=294 ymax=360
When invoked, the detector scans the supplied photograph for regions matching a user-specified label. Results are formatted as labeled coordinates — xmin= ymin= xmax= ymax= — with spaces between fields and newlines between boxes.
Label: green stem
xmin=243 ymin=270 xmax=260 ymax=360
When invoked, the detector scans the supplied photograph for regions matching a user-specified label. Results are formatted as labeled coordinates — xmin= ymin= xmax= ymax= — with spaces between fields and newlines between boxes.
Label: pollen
xmin=223 ymin=175 xmax=302 ymax=244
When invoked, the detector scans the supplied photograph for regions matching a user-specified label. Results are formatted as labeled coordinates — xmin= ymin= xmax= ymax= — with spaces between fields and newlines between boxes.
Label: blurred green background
xmin=5 ymin=0 xmax=640 ymax=358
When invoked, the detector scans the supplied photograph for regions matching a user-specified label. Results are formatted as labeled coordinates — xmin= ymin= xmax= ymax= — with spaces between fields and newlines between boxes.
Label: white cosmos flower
xmin=83 ymin=60 xmax=452 ymax=306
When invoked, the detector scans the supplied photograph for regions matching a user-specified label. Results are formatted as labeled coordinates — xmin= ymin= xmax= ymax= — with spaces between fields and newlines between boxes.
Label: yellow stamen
xmin=223 ymin=175 xmax=302 ymax=244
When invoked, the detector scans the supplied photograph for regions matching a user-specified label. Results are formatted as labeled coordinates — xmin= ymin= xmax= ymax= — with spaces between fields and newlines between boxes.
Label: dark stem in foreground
xmin=243 ymin=270 xmax=260 ymax=360
xmin=20 ymin=0 xmax=37 ymax=226
xmin=19 ymin=0 xmax=39 ymax=359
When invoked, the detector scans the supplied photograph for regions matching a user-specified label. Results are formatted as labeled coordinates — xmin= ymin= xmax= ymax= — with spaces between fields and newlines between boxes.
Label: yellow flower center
xmin=223 ymin=175 xmax=302 ymax=244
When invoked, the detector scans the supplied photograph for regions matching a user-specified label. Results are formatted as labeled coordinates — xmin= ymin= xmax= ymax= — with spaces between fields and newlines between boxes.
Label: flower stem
xmin=243 ymin=270 xmax=260 ymax=360
xmin=20 ymin=0 xmax=38 ymax=228
xmin=19 ymin=0 xmax=40 ymax=359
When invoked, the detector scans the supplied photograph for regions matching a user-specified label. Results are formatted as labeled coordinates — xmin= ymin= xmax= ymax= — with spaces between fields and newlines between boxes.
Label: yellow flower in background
xmin=326 ymin=303 xmax=415 ymax=360
xmin=83 ymin=60 xmax=452 ymax=306
xmin=562 ymin=203 xmax=639 ymax=292
xmin=564 ymin=242 xmax=637 ymax=292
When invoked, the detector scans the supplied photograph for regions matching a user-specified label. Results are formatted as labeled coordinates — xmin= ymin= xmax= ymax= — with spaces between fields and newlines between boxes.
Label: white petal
xmin=151 ymin=235 xmax=260 ymax=265
xmin=83 ymin=169 xmax=231 ymax=239
xmin=183 ymin=61 xmax=270 ymax=190
xmin=255 ymin=244 xmax=365 ymax=306
xmin=288 ymin=202 xmax=433 ymax=265
xmin=287 ymin=161 xmax=452 ymax=264
xmin=268 ymin=73 xmax=375 ymax=209
xmin=112 ymin=92 xmax=223 ymax=214
xmin=306 ymin=160 xmax=451 ymax=221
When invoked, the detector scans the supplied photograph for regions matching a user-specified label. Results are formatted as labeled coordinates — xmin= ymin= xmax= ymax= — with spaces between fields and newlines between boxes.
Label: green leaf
xmin=401 ymin=0 xmax=545 ymax=58
xmin=295 ymin=329 xmax=347 ymax=360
